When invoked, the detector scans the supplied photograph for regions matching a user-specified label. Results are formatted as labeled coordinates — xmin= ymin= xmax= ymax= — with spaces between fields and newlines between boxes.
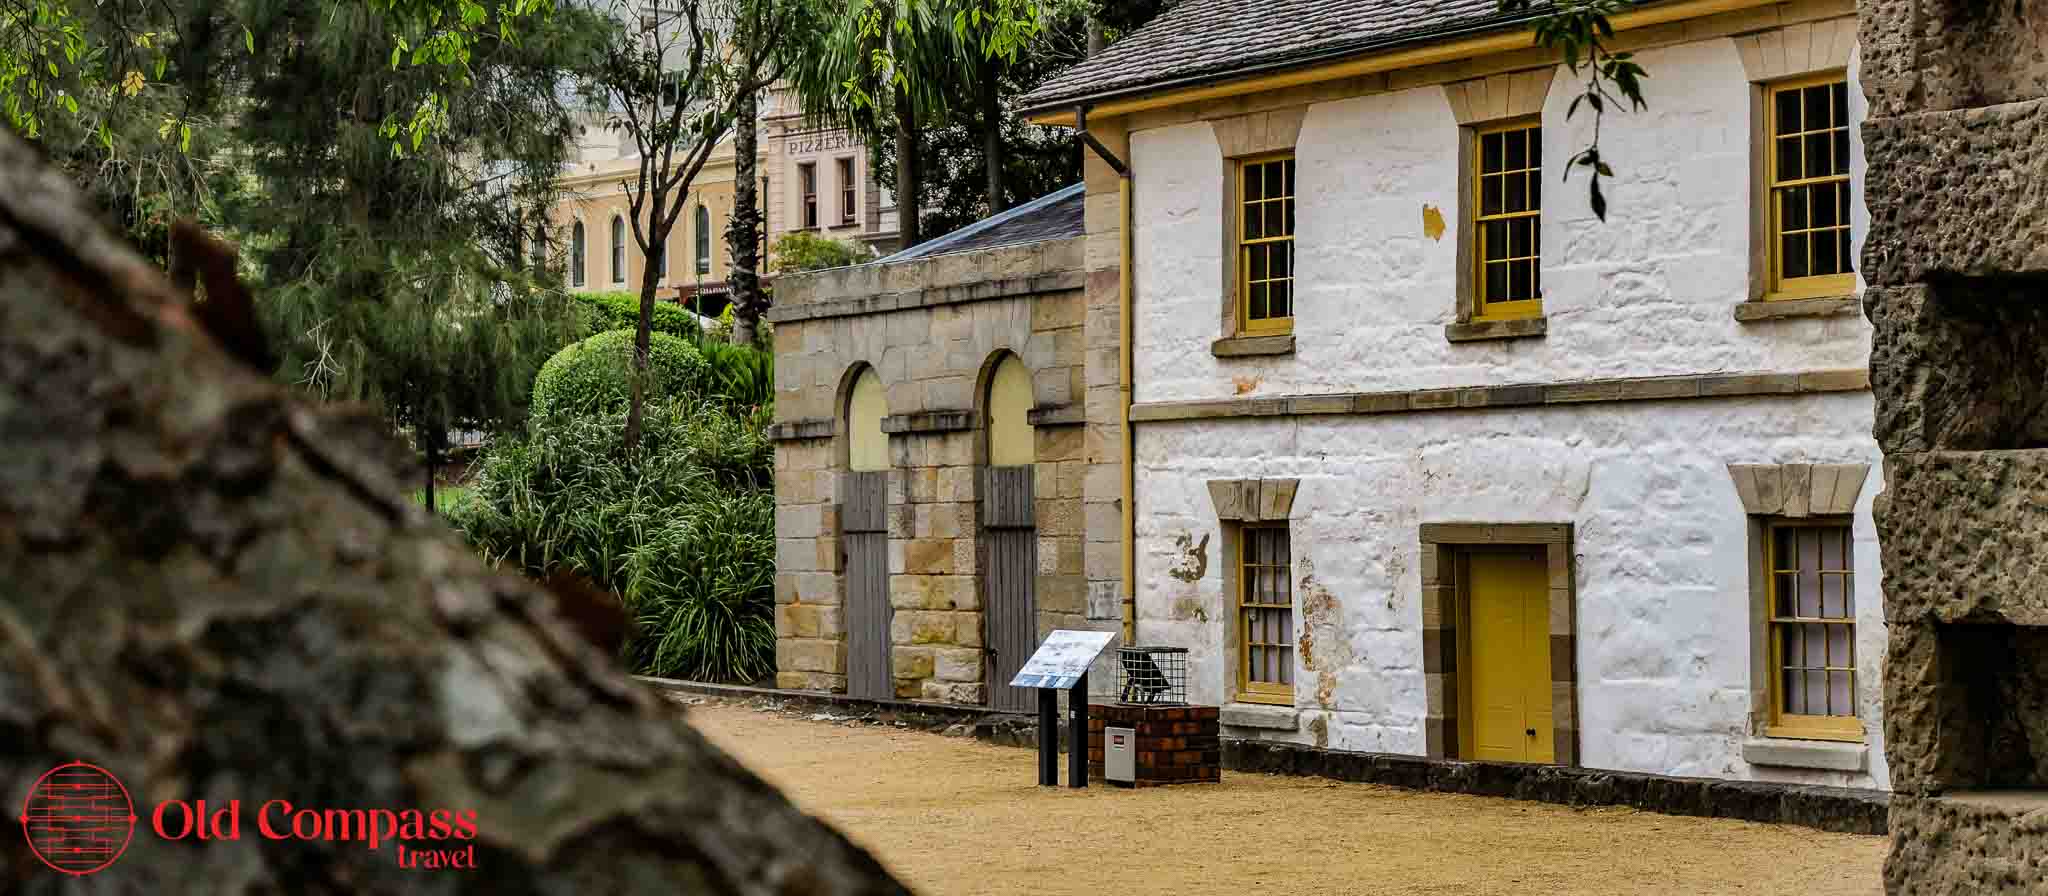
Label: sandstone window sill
xmin=1742 ymin=736 xmax=1867 ymax=772
xmin=1211 ymin=334 xmax=1296 ymax=358
xmin=1734 ymin=295 xmax=1860 ymax=322
xmin=1445 ymin=316 xmax=1547 ymax=343
xmin=1220 ymin=703 xmax=1300 ymax=731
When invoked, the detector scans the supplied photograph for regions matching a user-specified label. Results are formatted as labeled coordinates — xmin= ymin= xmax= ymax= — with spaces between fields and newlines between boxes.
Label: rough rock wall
xmin=0 ymin=132 xmax=905 ymax=894
xmin=1861 ymin=0 xmax=2048 ymax=888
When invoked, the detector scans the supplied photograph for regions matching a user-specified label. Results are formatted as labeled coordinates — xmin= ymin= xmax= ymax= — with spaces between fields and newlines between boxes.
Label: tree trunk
xmin=895 ymin=95 xmax=921 ymax=250
xmin=0 ymin=129 xmax=905 ymax=895
xmin=623 ymin=226 xmax=664 ymax=451
xmin=1087 ymin=17 xmax=1106 ymax=57
xmin=423 ymin=438 xmax=438 ymax=512
xmin=728 ymin=59 xmax=765 ymax=347
xmin=981 ymin=58 xmax=1005 ymax=216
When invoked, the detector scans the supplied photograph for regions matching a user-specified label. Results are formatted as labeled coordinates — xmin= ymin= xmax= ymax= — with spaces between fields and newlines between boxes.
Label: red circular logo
xmin=20 ymin=761 xmax=136 ymax=876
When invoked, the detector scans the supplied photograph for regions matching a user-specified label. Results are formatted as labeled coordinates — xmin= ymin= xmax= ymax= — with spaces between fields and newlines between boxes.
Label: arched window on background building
xmin=570 ymin=220 xmax=586 ymax=287
xmin=610 ymin=215 xmax=626 ymax=284
xmin=694 ymin=205 xmax=712 ymax=276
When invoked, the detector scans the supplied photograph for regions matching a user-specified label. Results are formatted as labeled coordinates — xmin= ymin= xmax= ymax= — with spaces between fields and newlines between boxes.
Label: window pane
xmin=1510 ymin=216 xmax=1533 ymax=258
xmin=1265 ymin=163 xmax=1284 ymax=200
xmin=1775 ymin=88 xmax=1801 ymax=135
xmin=1505 ymin=128 xmax=1527 ymax=170
xmin=1530 ymin=173 xmax=1542 ymax=210
xmin=1805 ymin=133 xmax=1834 ymax=179
xmin=1248 ymin=243 xmax=1268 ymax=281
xmin=1283 ymin=159 xmax=1295 ymax=197
xmin=1831 ymin=83 xmax=1849 ymax=128
xmin=1485 ymin=262 xmax=1509 ymax=303
xmin=1782 ymin=233 xmax=1810 ymax=279
xmin=1284 ymin=198 xmax=1295 ymax=236
xmin=1782 ymin=186 xmax=1809 ymax=230
xmin=1812 ymin=182 xmax=1839 ymax=228
xmin=1803 ymin=84 xmax=1831 ymax=131
xmin=1248 ymin=281 xmax=1268 ymax=320
xmin=1834 ymin=130 xmax=1850 ymax=175
xmin=1814 ymin=227 xmax=1841 ymax=275
xmin=1266 ymin=202 xmax=1286 ymax=239
xmin=1783 ymin=665 xmax=1808 ymax=714
xmin=1271 ymin=242 xmax=1291 ymax=279
xmin=1244 ymin=166 xmax=1264 ymax=202
xmin=1776 ymin=136 xmax=1801 ymax=183
xmin=1269 ymin=278 xmax=1291 ymax=319
xmin=1482 ymin=131 xmax=1503 ymax=173
xmin=1483 ymin=220 xmax=1509 ymax=262
xmin=1530 ymin=130 xmax=1542 ymax=167
xmin=1244 ymin=202 xmax=1264 ymax=240
xmin=1483 ymin=175 xmax=1502 ymax=216
xmin=1505 ymin=172 xmax=1527 ymax=213
xmin=1839 ymin=230 xmax=1855 ymax=273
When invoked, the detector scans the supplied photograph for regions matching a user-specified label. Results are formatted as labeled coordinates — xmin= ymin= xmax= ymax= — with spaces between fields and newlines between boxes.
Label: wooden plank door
xmin=842 ymin=471 xmax=892 ymax=700
xmin=983 ymin=466 xmax=1037 ymax=712
xmin=1462 ymin=547 xmax=1554 ymax=763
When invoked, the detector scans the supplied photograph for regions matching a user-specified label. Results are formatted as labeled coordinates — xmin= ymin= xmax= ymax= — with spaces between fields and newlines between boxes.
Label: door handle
xmin=1525 ymin=728 xmax=1537 ymax=737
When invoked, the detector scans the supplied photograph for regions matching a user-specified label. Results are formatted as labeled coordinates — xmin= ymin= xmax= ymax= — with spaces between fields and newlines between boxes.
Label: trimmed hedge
xmin=572 ymin=290 xmax=702 ymax=339
xmin=531 ymin=329 xmax=707 ymax=419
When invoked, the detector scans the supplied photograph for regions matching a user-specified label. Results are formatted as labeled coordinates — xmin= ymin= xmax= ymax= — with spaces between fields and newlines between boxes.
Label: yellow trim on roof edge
xmin=1028 ymin=0 xmax=1786 ymax=126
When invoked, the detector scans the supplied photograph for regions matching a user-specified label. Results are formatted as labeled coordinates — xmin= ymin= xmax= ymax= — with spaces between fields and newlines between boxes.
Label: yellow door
xmin=1463 ymin=548 xmax=1555 ymax=763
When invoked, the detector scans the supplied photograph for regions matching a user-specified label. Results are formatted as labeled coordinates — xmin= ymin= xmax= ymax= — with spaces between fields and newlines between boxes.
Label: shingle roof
xmin=877 ymin=183 xmax=1085 ymax=263
xmin=1018 ymin=0 xmax=1562 ymax=117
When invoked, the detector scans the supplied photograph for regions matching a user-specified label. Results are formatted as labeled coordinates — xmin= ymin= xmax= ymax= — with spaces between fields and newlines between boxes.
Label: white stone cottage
xmin=776 ymin=0 xmax=1888 ymax=792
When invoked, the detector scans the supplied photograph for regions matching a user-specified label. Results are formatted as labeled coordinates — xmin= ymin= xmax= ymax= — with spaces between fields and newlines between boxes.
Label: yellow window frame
xmin=1472 ymin=120 xmax=1543 ymax=321
xmin=1236 ymin=153 xmax=1295 ymax=335
xmin=1765 ymin=73 xmax=1857 ymax=301
xmin=1764 ymin=519 xmax=1863 ymax=742
xmin=1236 ymin=523 xmax=1295 ymax=705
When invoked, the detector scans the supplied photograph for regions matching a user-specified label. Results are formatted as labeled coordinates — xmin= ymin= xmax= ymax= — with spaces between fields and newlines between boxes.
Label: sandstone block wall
xmin=1861 ymin=0 xmax=2048 ymax=888
xmin=767 ymin=238 xmax=1117 ymax=704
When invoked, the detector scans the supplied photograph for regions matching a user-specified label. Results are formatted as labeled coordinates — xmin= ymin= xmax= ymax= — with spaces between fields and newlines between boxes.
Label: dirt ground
xmin=685 ymin=700 xmax=1885 ymax=896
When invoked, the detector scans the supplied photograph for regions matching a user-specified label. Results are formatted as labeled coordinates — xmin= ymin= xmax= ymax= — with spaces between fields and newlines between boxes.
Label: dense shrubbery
xmin=456 ymin=401 xmax=776 ymax=682
xmin=530 ymin=329 xmax=707 ymax=418
xmin=571 ymin=290 xmax=704 ymax=339
xmin=456 ymin=317 xmax=781 ymax=683
xmin=769 ymin=231 xmax=869 ymax=274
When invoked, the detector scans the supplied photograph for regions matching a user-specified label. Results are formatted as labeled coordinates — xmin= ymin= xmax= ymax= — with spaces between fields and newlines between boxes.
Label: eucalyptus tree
xmin=585 ymin=0 xmax=818 ymax=449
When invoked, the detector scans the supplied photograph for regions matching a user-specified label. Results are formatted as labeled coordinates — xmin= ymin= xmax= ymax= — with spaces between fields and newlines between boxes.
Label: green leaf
xmin=245 ymin=26 xmax=255 ymax=53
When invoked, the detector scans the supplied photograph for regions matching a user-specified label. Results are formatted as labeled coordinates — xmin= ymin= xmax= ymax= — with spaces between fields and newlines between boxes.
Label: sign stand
xmin=1011 ymin=630 xmax=1115 ymax=789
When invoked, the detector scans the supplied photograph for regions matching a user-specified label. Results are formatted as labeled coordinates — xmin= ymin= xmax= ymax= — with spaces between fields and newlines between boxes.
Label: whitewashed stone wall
xmin=1123 ymin=34 xmax=1888 ymax=788
xmin=1130 ymin=40 xmax=1872 ymax=403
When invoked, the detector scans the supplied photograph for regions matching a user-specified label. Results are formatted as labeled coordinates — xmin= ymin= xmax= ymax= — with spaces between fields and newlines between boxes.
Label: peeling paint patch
xmin=1232 ymin=375 xmax=1261 ymax=394
xmin=1422 ymin=204 xmax=1446 ymax=241
xmin=1170 ymin=596 xmax=1210 ymax=623
xmin=1168 ymin=532 xmax=1210 ymax=583
xmin=1295 ymin=558 xmax=1353 ymax=710
xmin=1307 ymin=714 xmax=1329 ymax=749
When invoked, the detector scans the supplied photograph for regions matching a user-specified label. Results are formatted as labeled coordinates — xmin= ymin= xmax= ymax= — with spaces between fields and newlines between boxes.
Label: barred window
xmin=1767 ymin=76 xmax=1854 ymax=299
xmin=1474 ymin=122 xmax=1542 ymax=318
xmin=1766 ymin=521 xmax=1861 ymax=740
xmin=1238 ymin=524 xmax=1294 ymax=703
xmin=1237 ymin=155 xmax=1295 ymax=334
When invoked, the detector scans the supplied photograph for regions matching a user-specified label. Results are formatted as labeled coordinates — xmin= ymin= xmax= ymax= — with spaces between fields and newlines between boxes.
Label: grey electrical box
xmin=1104 ymin=726 xmax=1136 ymax=785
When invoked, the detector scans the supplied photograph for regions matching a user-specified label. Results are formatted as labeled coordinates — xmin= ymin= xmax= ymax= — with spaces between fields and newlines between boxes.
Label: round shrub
xmin=531 ymin=329 xmax=707 ymax=418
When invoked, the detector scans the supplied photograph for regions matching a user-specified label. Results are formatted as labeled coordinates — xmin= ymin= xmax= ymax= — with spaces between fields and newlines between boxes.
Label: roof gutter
xmin=1075 ymin=105 xmax=1137 ymax=648
xmin=1021 ymin=0 xmax=1775 ymax=126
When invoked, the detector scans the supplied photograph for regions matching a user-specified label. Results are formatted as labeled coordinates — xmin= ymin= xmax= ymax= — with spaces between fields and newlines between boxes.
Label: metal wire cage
xmin=1115 ymin=646 xmax=1188 ymax=705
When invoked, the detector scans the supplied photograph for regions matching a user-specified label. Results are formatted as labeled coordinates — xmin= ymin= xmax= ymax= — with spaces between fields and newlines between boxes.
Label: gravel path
xmin=685 ymin=700 xmax=1884 ymax=896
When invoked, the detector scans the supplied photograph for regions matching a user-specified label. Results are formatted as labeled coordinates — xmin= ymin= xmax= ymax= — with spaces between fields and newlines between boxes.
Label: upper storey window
xmin=1767 ymin=76 xmax=1854 ymax=300
xmin=1238 ymin=154 xmax=1295 ymax=334
xmin=1474 ymin=122 xmax=1542 ymax=320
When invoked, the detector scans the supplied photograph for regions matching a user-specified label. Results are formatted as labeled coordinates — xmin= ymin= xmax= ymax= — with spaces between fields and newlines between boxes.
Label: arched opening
xmin=980 ymin=353 xmax=1038 ymax=712
xmin=985 ymin=355 xmax=1034 ymax=467
xmin=570 ymin=220 xmax=586 ymax=287
xmin=841 ymin=365 xmax=891 ymax=699
xmin=846 ymin=367 xmax=887 ymax=472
